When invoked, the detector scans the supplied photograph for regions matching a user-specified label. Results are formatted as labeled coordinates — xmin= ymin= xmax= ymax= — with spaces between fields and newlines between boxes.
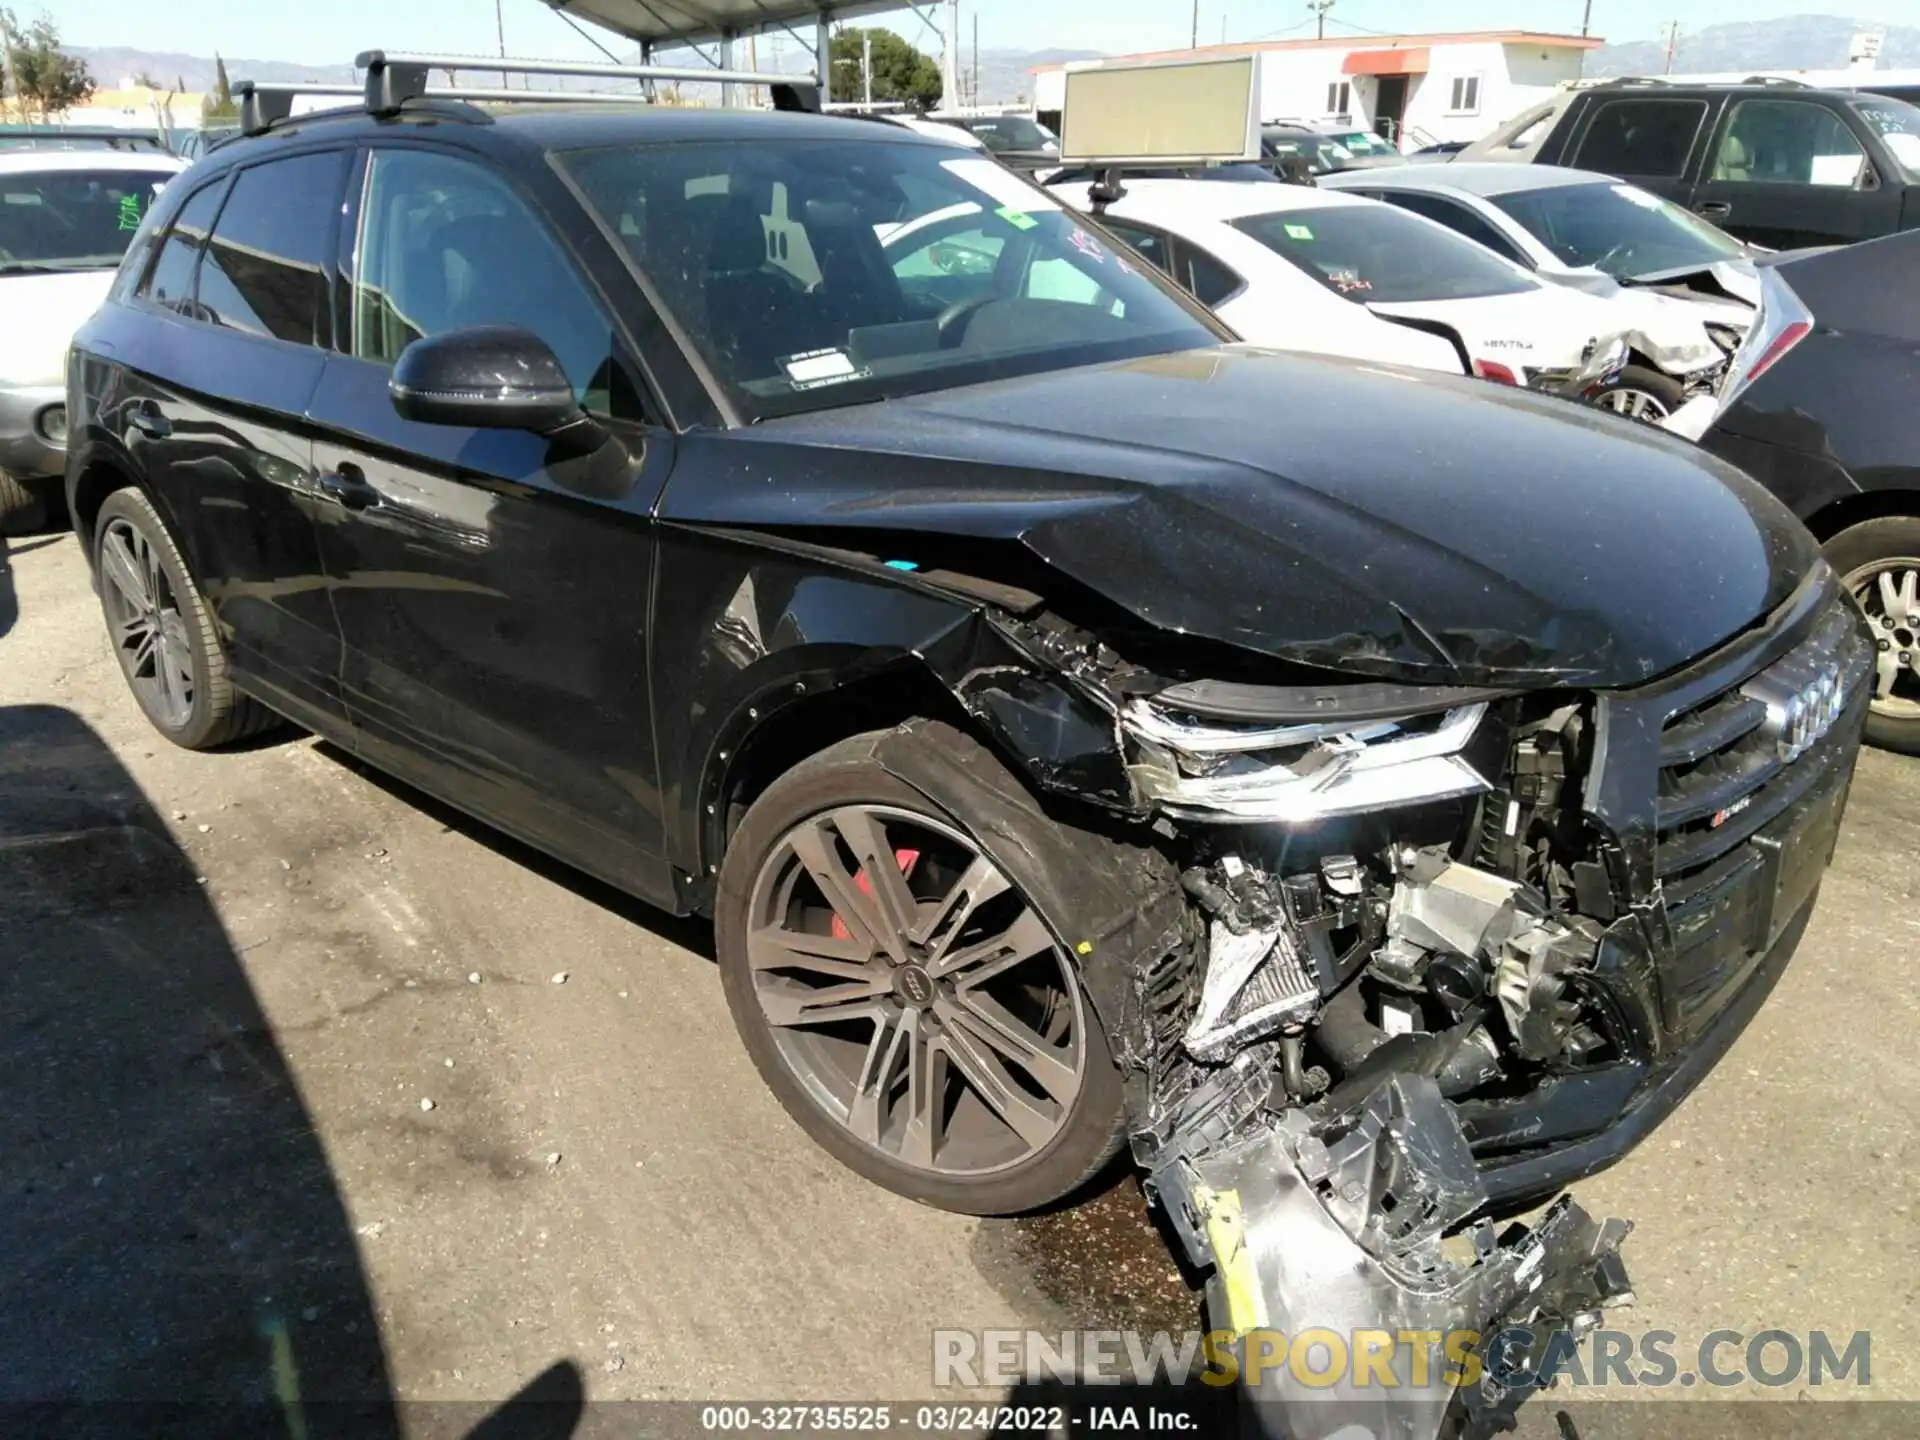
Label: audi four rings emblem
xmin=1776 ymin=668 xmax=1845 ymax=762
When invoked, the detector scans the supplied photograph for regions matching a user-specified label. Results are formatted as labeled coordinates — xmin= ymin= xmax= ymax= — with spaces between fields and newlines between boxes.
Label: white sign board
xmin=1059 ymin=55 xmax=1262 ymax=165
xmin=1850 ymin=30 xmax=1885 ymax=66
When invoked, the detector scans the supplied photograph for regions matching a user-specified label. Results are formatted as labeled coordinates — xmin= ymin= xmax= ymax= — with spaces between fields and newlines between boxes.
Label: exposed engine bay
xmin=1116 ymin=695 xmax=1638 ymax=1438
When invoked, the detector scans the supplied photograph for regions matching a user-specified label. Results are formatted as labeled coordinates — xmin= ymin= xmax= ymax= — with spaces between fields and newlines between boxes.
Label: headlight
xmin=37 ymin=404 xmax=67 ymax=446
xmin=1123 ymin=698 xmax=1491 ymax=824
xmin=1578 ymin=334 xmax=1628 ymax=382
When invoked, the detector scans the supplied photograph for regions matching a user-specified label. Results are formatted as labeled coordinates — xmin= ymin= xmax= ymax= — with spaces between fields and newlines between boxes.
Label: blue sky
xmin=52 ymin=0 xmax=1920 ymax=67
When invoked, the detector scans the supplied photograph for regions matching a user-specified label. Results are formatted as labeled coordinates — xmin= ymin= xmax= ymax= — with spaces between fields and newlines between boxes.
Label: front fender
xmin=649 ymin=523 xmax=1137 ymax=885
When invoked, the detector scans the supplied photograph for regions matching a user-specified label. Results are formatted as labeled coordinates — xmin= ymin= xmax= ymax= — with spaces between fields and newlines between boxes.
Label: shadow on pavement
xmin=0 ymin=705 xmax=583 ymax=1437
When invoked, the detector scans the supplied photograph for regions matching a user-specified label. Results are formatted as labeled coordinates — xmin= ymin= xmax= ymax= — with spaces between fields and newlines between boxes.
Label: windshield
xmin=1324 ymin=129 xmax=1400 ymax=160
xmin=1231 ymin=203 xmax=1536 ymax=303
xmin=1489 ymin=180 xmax=1744 ymax=278
xmin=0 ymin=167 xmax=168 ymax=274
xmin=1855 ymin=97 xmax=1920 ymax=181
xmin=947 ymin=116 xmax=1058 ymax=154
xmin=561 ymin=138 xmax=1218 ymax=421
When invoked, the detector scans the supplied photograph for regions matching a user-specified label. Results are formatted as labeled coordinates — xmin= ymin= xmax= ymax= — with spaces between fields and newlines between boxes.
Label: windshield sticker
xmin=939 ymin=157 xmax=1063 ymax=212
xmin=995 ymin=205 xmax=1039 ymax=231
xmin=778 ymin=347 xmax=869 ymax=390
xmin=1325 ymin=267 xmax=1371 ymax=294
xmin=1283 ymin=222 xmax=1314 ymax=240
xmin=1067 ymin=227 xmax=1105 ymax=262
xmin=117 ymin=192 xmax=145 ymax=231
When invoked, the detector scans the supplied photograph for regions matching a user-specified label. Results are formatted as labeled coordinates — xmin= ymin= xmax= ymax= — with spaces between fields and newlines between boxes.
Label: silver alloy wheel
xmin=1593 ymin=387 xmax=1671 ymax=422
xmin=1846 ymin=558 xmax=1920 ymax=722
xmin=98 ymin=516 xmax=195 ymax=730
xmin=745 ymin=804 xmax=1086 ymax=1178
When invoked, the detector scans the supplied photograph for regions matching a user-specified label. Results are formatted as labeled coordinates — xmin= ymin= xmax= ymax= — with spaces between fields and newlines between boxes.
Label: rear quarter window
xmin=1573 ymin=98 xmax=1709 ymax=178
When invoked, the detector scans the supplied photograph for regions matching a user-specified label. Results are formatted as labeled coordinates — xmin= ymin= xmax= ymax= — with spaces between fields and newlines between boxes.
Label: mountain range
xmin=71 ymin=16 xmax=1920 ymax=108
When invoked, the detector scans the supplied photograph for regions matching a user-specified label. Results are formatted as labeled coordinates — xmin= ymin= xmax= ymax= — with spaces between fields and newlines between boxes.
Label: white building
xmin=1033 ymin=30 xmax=1604 ymax=150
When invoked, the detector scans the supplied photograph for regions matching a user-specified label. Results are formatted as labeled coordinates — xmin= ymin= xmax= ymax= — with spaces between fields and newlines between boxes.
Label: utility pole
xmin=494 ymin=0 xmax=509 ymax=88
xmin=862 ymin=29 xmax=872 ymax=107
xmin=1308 ymin=0 xmax=1336 ymax=42
xmin=1663 ymin=21 xmax=1680 ymax=74
xmin=1580 ymin=0 xmax=1593 ymax=39
xmin=940 ymin=0 xmax=959 ymax=111
xmin=1191 ymin=0 xmax=1199 ymax=49
xmin=971 ymin=13 xmax=978 ymax=105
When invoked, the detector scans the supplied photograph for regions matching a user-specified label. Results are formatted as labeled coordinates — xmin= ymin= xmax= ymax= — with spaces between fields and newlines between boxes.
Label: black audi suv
xmin=66 ymin=69 xmax=1869 ymax=1428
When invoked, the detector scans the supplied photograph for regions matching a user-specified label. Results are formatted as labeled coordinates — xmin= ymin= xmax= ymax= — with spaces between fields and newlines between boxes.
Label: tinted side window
xmin=1100 ymin=220 xmax=1174 ymax=274
xmin=1181 ymin=245 xmax=1243 ymax=306
xmin=1712 ymin=100 xmax=1866 ymax=186
xmin=352 ymin=148 xmax=640 ymax=420
xmin=139 ymin=179 xmax=224 ymax=313
xmin=1574 ymin=99 xmax=1709 ymax=178
xmin=196 ymin=151 xmax=343 ymax=346
xmin=1378 ymin=191 xmax=1527 ymax=262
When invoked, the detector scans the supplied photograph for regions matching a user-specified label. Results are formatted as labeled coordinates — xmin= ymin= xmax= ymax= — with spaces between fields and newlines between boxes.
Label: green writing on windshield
xmin=117 ymin=192 xmax=143 ymax=231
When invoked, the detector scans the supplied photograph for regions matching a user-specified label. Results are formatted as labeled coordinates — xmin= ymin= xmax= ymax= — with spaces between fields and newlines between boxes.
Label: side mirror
xmin=389 ymin=325 xmax=580 ymax=433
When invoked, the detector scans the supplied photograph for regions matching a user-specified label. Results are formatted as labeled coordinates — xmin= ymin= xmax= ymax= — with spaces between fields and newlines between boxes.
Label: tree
xmin=0 ymin=8 xmax=95 ymax=121
xmin=202 ymin=52 xmax=238 ymax=121
xmin=828 ymin=27 xmax=941 ymax=109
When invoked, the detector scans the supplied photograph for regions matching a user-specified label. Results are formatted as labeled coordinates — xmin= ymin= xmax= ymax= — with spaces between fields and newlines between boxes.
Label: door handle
xmin=317 ymin=464 xmax=379 ymax=510
xmin=128 ymin=404 xmax=172 ymax=440
xmin=1697 ymin=201 xmax=1732 ymax=219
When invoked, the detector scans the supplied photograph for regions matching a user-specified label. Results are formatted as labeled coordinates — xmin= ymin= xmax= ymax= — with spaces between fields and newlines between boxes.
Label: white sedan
xmin=1051 ymin=177 xmax=1726 ymax=423
xmin=1 ymin=149 xmax=182 ymax=530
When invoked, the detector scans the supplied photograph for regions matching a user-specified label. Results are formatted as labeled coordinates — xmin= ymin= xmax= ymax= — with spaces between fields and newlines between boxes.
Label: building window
xmin=1449 ymin=74 xmax=1481 ymax=114
xmin=1325 ymin=81 xmax=1351 ymax=117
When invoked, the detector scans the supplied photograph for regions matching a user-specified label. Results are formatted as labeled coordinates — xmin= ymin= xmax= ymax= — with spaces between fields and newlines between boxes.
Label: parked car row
xmin=12 ymin=59 xmax=1891 ymax=1439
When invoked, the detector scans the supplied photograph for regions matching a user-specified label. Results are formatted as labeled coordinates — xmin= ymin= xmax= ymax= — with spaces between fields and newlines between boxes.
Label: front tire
xmin=715 ymin=724 xmax=1126 ymax=1215
xmin=92 ymin=487 xmax=280 ymax=750
xmin=1588 ymin=364 xmax=1682 ymax=424
xmin=1827 ymin=515 xmax=1920 ymax=755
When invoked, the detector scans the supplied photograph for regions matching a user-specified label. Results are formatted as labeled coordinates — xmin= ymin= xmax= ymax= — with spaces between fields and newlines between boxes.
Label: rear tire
xmin=92 ymin=487 xmax=281 ymax=750
xmin=715 ymin=722 xmax=1127 ymax=1216
xmin=1826 ymin=515 xmax=1920 ymax=755
xmin=0 ymin=469 xmax=47 ymax=535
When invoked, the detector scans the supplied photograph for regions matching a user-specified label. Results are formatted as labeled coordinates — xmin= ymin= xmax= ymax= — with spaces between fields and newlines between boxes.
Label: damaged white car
xmin=1322 ymin=163 xmax=1760 ymax=432
xmin=1056 ymin=177 xmax=1728 ymax=419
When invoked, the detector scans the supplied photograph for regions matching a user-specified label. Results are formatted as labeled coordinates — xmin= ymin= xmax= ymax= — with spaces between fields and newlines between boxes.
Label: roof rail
xmin=355 ymin=50 xmax=818 ymax=113
xmin=235 ymin=50 xmax=821 ymax=137
xmin=1738 ymin=74 xmax=1811 ymax=87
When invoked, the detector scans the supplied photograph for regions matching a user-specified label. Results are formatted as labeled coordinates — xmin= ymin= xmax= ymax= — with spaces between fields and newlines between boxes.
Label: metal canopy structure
xmin=547 ymin=0 xmax=955 ymax=107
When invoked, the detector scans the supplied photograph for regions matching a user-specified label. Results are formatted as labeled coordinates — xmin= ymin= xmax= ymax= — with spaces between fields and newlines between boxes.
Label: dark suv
xmin=66 ymin=65 xmax=1870 ymax=1422
xmin=1487 ymin=79 xmax=1920 ymax=249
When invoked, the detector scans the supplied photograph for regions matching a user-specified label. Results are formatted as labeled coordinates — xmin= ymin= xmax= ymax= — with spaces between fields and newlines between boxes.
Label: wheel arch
xmin=67 ymin=449 xmax=149 ymax=561
xmin=1801 ymin=486 xmax=1920 ymax=546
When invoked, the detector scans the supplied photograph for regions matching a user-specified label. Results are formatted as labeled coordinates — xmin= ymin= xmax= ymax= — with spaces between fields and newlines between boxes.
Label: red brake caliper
xmin=832 ymin=847 xmax=921 ymax=941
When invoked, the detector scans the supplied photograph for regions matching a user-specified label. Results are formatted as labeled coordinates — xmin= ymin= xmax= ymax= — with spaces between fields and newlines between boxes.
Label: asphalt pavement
xmin=3 ymin=525 xmax=1917 ymax=1427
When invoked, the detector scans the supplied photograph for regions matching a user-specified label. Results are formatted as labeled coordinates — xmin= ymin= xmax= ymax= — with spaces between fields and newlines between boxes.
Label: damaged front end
xmin=1040 ymin=587 xmax=1872 ymax=1439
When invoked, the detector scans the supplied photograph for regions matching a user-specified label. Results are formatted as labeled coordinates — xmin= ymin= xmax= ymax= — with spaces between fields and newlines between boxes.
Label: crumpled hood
xmin=700 ymin=345 xmax=1816 ymax=687
xmin=0 ymin=270 xmax=113 ymax=385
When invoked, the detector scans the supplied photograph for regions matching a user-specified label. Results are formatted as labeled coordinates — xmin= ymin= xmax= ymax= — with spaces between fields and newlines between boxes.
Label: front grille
xmin=1654 ymin=600 xmax=1872 ymax=906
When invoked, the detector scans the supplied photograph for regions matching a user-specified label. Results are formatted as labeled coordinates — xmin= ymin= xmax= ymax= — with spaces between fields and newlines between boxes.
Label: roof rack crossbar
xmin=355 ymin=49 xmax=803 ymax=91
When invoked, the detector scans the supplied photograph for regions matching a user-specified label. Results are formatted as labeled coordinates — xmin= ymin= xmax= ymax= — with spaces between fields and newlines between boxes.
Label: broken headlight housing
xmin=1124 ymin=697 xmax=1491 ymax=824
